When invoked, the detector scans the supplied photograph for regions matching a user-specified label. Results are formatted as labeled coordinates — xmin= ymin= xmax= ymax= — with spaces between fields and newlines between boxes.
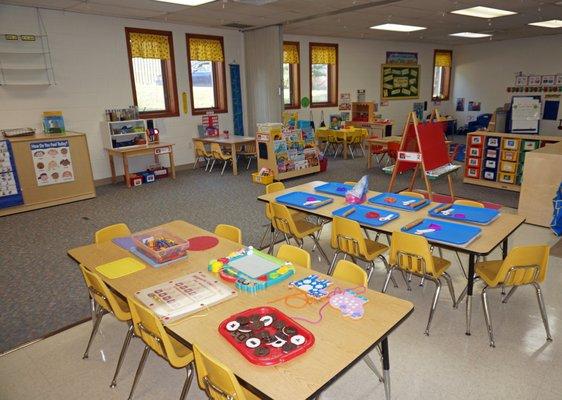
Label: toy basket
xmin=132 ymin=228 xmax=189 ymax=264
xmin=252 ymin=172 xmax=274 ymax=185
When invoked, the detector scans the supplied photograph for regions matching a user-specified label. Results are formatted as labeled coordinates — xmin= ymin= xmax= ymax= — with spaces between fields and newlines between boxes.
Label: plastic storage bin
xmin=470 ymin=135 xmax=484 ymax=146
xmin=482 ymin=169 xmax=498 ymax=181
xmin=252 ymin=172 xmax=274 ymax=185
xmin=465 ymin=167 xmax=480 ymax=178
xmin=502 ymin=138 xmax=520 ymax=150
xmin=501 ymin=150 xmax=519 ymax=162
xmin=485 ymin=136 xmax=500 ymax=148
xmin=132 ymin=228 xmax=189 ymax=264
xmin=484 ymin=159 xmax=497 ymax=169
xmin=500 ymin=161 xmax=517 ymax=173
xmin=499 ymin=172 xmax=516 ymax=184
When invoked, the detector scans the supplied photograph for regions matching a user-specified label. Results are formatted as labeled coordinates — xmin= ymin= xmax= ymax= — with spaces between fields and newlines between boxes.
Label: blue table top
xmin=369 ymin=192 xmax=429 ymax=211
xmin=332 ymin=204 xmax=399 ymax=227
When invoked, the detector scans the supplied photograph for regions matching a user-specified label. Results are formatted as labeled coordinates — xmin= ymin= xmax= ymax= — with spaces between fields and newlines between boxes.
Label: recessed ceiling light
xmin=449 ymin=32 xmax=493 ymax=38
xmin=154 ymin=0 xmax=216 ymax=5
xmin=451 ymin=6 xmax=516 ymax=19
xmin=369 ymin=23 xmax=426 ymax=32
xmin=528 ymin=19 xmax=562 ymax=28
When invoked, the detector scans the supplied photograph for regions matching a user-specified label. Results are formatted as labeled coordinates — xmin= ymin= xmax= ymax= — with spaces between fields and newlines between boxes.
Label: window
xmin=309 ymin=43 xmax=338 ymax=107
xmin=283 ymin=41 xmax=300 ymax=109
xmin=125 ymin=28 xmax=179 ymax=118
xmin=187 ymin=34 xmax=228 ymax=115
xmin=432 ymin=49 xmax=452 ymax=101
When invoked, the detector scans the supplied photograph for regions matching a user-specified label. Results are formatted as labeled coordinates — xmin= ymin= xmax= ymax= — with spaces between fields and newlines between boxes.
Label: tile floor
xmin=1 ymin=211 xmax=560 ymax=400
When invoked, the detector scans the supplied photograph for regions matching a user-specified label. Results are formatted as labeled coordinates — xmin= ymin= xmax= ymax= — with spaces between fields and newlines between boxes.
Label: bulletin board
xmin=381 ymin=64 xmax=420 ymax=100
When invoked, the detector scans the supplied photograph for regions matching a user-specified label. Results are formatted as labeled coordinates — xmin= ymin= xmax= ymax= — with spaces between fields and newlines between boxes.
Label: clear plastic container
xmin=132 ymin=228 xmax=189 ymax=264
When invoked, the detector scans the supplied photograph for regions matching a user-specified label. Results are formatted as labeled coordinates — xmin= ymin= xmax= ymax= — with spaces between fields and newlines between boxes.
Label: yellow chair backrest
xmin=193 ymin=344 xmax=249 ymax=400
xmin=453 ymin=199 xmax=484 ymax=208
xmin=242 ymin=142 xmax=256 ymax=153
xmin=271 ymin=202 xmax=298 ymax=235
xmin=335 ymin=130 xmax=346 ymax=141
xmin=495 ymin=245 xmax=550 ymax=286
xmin=330 ymin=217 xmax=368 ymax=258
xmin=195 ymin=140 xmax=210 ymax=157
xmin=332 ymin=260 xmax=367 ymax=286
xmin=79 ymin=265 xmax=130 ymax=321
xmin=399 ymin=191 xmax=425 ymax=200
xmin=277 ymin=244 xmax=311 ymax=269
xmin=214 ymin=224 xmax=242 ymax=244
xmin=128 ymin=297 xmax=188 ymax=368
xmin=265 ymin=182 xmax=286 ymax=221
xmin=94 ymin=223 xmax=131 ymax=244
xmin=316 ymin=130 xmax=328 ymax=141
xmin=210 ymin=143 xmax=229 ymax=160
xmin=389 ymin=231 xmax=437 ymax=275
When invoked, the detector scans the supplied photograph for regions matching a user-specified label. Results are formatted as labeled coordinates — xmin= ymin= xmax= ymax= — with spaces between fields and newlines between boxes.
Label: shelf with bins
xmin=463 ymin=131 xmax=561 ymax=192
xmin=101 ymin=119 xmax=148 ymax=150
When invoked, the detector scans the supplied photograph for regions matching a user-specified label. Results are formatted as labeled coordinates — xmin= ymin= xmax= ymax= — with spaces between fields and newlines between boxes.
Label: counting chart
xmin=135 ymin=271 xmax=237 ymax=323
xmin=228 ymin=250 xmax=285 ymax=279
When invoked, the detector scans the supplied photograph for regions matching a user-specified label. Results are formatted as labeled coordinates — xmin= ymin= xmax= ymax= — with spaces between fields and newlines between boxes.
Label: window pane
xmin=283 ymin=63 xmax=291 ymax=105
xmin=311 ymin=63 xmax=328 ymax=103
xmin=432 ymin=66 xmax=443 ymax=98
xmin=132 ymin=58 xmax=166 ymax=112
xmin=191 ymin=60 xmax=215 ymax=109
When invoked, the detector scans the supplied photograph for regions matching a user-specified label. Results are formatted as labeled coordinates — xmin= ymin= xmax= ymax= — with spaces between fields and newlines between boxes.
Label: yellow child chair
xmin=127 ymin=297 xmax=195 ymax=400
xmin=236 ymin=142 xmax=257 ymax=170
xmin=316 ymin=129 xmax=329 ymax=154
xmin=94 ymin=223 xmax=131 ymax=244
xmin=209 ymin=142 xmax=233 ymax=175
xmin=194 ymin=140 xmax=213 ymax=171
xmin=214 ymin=224 xmax=242 ymax=244
xmin=328 ymin=216 xmax=393 ymax=285
xmin=475 ymin=245 xmax=552 ymax=347
xmin=383 ymin=231 xmax=457 ymax=335
xmin=79 ymin=265 xmax=134 ymax=389
xmin=193 ymin=344 xmax=260 ymax=400
xmin=271 ymin=202 xmax=330 ymax=265
xmin=348 ymin=129 xmax=366 ymax=159
xmin=333 ymin=130 xmax=347 ymax=159
xmin=277 ymin=243 xmax=311 ymax=269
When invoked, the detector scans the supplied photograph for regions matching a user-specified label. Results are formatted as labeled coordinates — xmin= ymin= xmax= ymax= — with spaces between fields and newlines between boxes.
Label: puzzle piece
xmin=290 ymin=274 xmax=332 ymax=299
xmin=329 ymin=289 xmax=368 ymax=319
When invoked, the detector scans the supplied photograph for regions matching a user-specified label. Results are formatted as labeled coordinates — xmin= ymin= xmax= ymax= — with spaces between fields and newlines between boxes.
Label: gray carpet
xmin=0 ymin=153 xmax=519 ymax=353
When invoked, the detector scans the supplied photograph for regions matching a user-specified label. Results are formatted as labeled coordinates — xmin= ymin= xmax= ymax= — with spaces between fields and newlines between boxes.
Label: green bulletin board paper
xmin=381 ymin=64 xmax=420 ymax=100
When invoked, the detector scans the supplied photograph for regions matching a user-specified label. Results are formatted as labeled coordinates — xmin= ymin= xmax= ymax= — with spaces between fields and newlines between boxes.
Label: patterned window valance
xmin=311 ymin=45 xmax=336 ymax=65
xmin=189 ymin=37 xmax=224 ymax=62
xmin=130 ymin=32 xmax=170 ymax=60
xmin=283 ymin=43 xmax=299 ymax=64
xmin=434 ymin=50 xmax=452 ymax=67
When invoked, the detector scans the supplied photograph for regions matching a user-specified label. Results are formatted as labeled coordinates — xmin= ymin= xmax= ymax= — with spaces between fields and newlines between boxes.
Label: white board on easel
xmin=511 ymin=96 xmax=541 ymax=133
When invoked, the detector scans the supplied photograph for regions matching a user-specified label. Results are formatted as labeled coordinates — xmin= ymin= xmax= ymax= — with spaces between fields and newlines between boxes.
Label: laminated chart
xmin=381 ymin=64 xmax=420 ymax=100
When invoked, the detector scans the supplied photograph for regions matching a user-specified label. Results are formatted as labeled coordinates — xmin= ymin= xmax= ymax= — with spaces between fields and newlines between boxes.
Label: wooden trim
xmin=124 ymin=27 xmax=179 ymax=118
xmin=283 ymin=41 xmax=301 ymax=109
xmin=431 ymin=49 xmax=452 ymax=101
xmin=186 ymin=33 xmax=228 ymax=116
xmin=309 ymin=42 xmax=338 ymax=107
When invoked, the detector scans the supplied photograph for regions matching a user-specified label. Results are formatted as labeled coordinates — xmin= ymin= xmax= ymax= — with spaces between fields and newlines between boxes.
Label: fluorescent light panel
xmin=449 ymin=32 xmax=492 ymax=38
xmin=154 ymin=0 xmax=215 ymax=5
xmin=528 ymin=19 xmax=562 ymax=28
xmin=369 ymin=23 xmax=426 ymax=32
xmin=451 ymin=6 xmax=516 ymax=19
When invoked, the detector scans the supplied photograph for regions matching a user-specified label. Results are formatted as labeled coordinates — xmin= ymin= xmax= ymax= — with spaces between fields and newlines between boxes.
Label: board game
xmin=218 ymin=306 xmax=315 ymax=366
xmin=209 ymin=247 xmax=295 ymax=293
xmin=368 ymin=192 xmax=429 ymax=211
xmin=275 ymin=191 xmax=333 ymax=210
xmin=401 ymin=218 xmax=481 ymax=247
xmin=332 ymin=204 xmax=399 ymax=227
xmin=314 ymin=182 xmax=353 ymax=197
xmin=135 ymin=271 xmax=237 ymax=323
xmin=428 ymin=203 xmax=500 ymax=225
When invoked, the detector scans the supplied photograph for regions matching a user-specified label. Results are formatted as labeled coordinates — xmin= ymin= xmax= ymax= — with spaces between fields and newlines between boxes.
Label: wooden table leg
xmin=123 ymin=154 xmax=131 ymax=188
xmin=108 ymin=153 xmax=116 ymax=184
xmin=169 ymin=149 xmax=176 ymax=179
xmin=231 ymin=144 xmax=239 ymax=175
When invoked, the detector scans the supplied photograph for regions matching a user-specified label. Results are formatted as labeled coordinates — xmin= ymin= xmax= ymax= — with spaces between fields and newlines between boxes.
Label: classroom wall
xmin=0 ymin=5 xmax=246 ymax=180
xmin=452 ymin=34 xmax=562 ymax=135
xmin=283 ymin=33 xmax=453 ymax=134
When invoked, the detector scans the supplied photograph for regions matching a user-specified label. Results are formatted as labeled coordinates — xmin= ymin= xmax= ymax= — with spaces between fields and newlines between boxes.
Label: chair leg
xmin=268 ymin=230 xmax=279 ymax=254
xmin=179 ymin=363 xmax=194 ymax=400
xmin=246 ymin=157 xmax=252 ymax=170
xmin=532 ymin=283 xmax=553 ymax=342
xmin=209 ymin=159 xmax=216 ymax=172
xmin=425 ymin=279 xmax=442 ymax=336
xmin=379 ymin=255 xmax=398 ymax=288
xmin=204 ymin=158 xmax=211 ymax=171
xmin=193 ymin=158 xmax=199 ymax=170
xmin=382 ymin=267 xmax=395 ymax=293
xmin=501 ymin=286 xmax=517 ymax=304
xmin=367 ymin=261 xmax=375 ymax=283
xmin=481 ymin=285 xmax=495 ymax=347
xmin=310 ymin=235 xmax=330 ymax=265
xmin=83 ymin=304 xmax=104 ymax=359
xmin=363 ymin=354 xmax=384 ymax=382
xmin=258 ymin=224 xmax=271 ymax=250
xmin=221 ymin=160 xmax=227 ymax=175
xmin=110 ymin=322 xmax=134 ymax=388
xmin=442 ymin=272 xmax=457 ymax=308
xmin=127 ymin=345 xmax=150 ymax=400
xmin=328 ymin=251 xmax=340 ymax=276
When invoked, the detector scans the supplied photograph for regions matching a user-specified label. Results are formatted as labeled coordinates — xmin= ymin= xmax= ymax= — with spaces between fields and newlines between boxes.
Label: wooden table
xmin=348 ymin=120 xmax=393 ymax=137
xmin=365 ymin=136 xmax=403 ymax=169
xmin=106 ymin=142 xmax=175 ymax=188
xmin=193 ymin=136 xmax=255 ymax=175
xmin=68 ymin=220 xmax=413 ymax=400
xmin=258 ymin=180 xmax=526 ymax=336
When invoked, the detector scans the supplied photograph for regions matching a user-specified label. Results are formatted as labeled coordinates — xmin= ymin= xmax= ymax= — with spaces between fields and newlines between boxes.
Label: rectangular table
xmin=68 ymin=220 xmax=413 ymax=400
xmin=193 ymin=136 xmax=255 ymax=176
xmin=258 ymin=181 xmax=526 ymax=336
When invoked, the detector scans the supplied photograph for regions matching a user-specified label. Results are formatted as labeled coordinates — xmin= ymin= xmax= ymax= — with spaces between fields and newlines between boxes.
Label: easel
xmin=387 ymin=112 xmax=458 ymax=201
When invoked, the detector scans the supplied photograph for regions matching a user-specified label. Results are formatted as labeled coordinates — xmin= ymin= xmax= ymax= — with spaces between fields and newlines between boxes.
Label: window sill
xmin=140 ymin=110 xmax=180 ymax=119
xmin=191 ymin=108 xmax=228 ymax=116
xmin=284 ymin=104 xmax=301 ymax=110
xmin=310 ymin=102 xmax=337 ymax=108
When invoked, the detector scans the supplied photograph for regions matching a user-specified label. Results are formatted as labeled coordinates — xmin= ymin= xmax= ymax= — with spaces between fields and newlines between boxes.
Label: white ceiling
xmin=1 ymin=0 xmax=562 ymax=44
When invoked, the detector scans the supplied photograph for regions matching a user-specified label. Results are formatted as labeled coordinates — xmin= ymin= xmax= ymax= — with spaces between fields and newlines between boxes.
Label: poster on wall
xmin=541 ymin=75 xmax=556 ymax=86
xmin=338 ymin=93 xmax=351 ymax=110
xmin=556 ymin=75 xmax=562 ymax=86
xmin=528 ymin=75 xmax=541 ymax=86
xmin=386 ymin=51 xmax=418 ymax=65
xmin=515 ymin=76 xmax=528 ymax=87
xmin=30 ymin=140 xmax=75 ymax=187
xmin=381 ymin=64 xmax=420 ymax=100
xmin=456 ymin=98 xmax=465 ymax=111
xmin=468 ymin=101 xmax=481 ymax=111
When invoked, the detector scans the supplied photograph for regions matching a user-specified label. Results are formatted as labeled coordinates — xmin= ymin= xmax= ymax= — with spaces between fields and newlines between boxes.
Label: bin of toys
xmin=132 ymin=228 xmax=189 ymax=264
xmin=252 ymin=167 xmax=274 ymax=185
xmin=319 ymin=155 xmax=328 ymax=172
xmin=129 ymin=174 xmax=143 ymax=187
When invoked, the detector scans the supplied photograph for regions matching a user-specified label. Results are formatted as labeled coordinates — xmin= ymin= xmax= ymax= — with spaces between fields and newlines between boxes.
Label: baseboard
xmin=94 ymin=162 xmax=195 ymax=186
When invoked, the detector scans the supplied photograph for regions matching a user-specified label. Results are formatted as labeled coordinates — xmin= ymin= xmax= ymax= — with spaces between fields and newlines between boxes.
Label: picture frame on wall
xmin=515 ymin=76 xmax=528 ymax=87
xmin=541 ymin=75 xmax=556 ymax=86
xmin=557 ymin=75 xmax=562 ymax=86
xmin=528 ymin=75 xmax=542 ymax=86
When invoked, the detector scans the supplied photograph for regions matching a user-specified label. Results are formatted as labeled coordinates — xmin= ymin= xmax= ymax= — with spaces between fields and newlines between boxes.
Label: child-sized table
xmin=332 ymin=204 xmax=399 ymax=228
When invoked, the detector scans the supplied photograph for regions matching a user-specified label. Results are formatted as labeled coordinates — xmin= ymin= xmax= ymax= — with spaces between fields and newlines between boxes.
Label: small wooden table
xmin=106 ymin=142 xmax=175 ymax=188
xmin=193 ymin=136 xmax=255 ymax=175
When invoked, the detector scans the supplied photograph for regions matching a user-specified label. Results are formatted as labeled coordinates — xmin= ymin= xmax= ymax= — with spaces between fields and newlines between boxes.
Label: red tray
xmin=218 ymin=306 xmax=315 ymax=366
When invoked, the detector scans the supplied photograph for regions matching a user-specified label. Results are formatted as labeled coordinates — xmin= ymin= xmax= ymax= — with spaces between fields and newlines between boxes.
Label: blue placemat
xmin=314 ymin=182 xmax=353 ymax=197
xmin=275 ymin=191 xmax=334 ymax=209
xmin=332 ymin=204 xmax=399 ymax=227
xmin=369 ymin=192 xmax=429 ymax=211
xmin=112 ymin=236 xmax=135 ymax=250
xmin=401 ymin=218 xmax=481 ymax=247
xmin=428 ymin=204 xmax=500 ymax=225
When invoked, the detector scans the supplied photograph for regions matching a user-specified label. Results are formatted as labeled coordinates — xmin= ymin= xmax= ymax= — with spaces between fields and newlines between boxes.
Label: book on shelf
xmin=42 ymin=111 xmax=65 ymax=134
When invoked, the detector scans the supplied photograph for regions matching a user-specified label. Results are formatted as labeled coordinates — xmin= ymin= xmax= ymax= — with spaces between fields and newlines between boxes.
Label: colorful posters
xmin=381 ymin=64 xmax=420 ymax=100
xmin=338 ymin=93 xmax=351 ymax=110
xmin=30 ymin=140 xmax=74 ymax=186
xmin=0 ymin=141 xmax=22 ymax=204
xmin=386 ymin=51 xmax=418 ymax=65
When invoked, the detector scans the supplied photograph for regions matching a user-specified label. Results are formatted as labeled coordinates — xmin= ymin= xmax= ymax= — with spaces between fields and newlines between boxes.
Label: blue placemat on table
xmin=275 ymin=191 xmax=334 ymax=210
xmin=112 ymin=237 xmax=187 ymax=268
xmin=428 ymin=204 xmax=500 ymax=225
xmin=332 ymin=204 xmax=399 ymax=227
xmin=314 ymin=182 xmax=353 ymax=197
xmin=112 ymin=236 xmax=135 ymax=250
xmin=368 ymin=192 xmax=429 ymax=211
xmin=401 ymin=218 xmax=481 ymax=247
